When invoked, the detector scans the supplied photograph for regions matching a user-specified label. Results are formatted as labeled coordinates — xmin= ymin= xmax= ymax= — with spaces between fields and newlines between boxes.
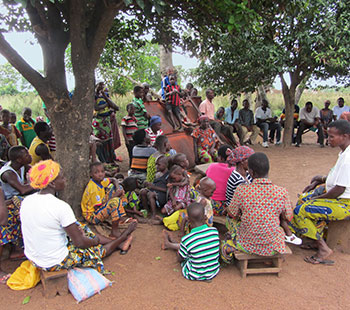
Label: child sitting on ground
xmin=81 ymin=162 xmax=136 ymax=239
xmin=161 ymin=202 xmax=220 ymax=282
xmin=141 ymin=155 xmax=169 ymax=223
xmin=162 ymin=164 xmax=191 ymax=215
xmin=146 ymin=135 xmax=171 ymax=183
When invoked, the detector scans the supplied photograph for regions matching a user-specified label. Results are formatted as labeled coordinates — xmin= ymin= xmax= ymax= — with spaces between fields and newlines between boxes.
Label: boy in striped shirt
xmin=121 ymin=104 xmax=138 ymax=166
xmin=162 ymin=202 xmax=220 ymax=281
xmin=165 ymin=75 xmax=183 ymax=131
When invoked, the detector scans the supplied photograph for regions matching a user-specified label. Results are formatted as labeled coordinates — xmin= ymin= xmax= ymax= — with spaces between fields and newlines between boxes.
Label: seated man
xmin=295 ymin=101 xmax=324 ymax=147
xmin=28 ymin=121 xmax=53 ymax=165
xmin=333 ymin=97 xmax=349 ymax=121
xmin=238 ymin=99 xmax=260 ymax=145
xmin=199 ymin=89 xmax=237 ymax=147
xmin=161 ymin=202 xmax=220 ymax=281
xmin=255 ymin=99 xmax=282 ymax=147
xmin=280 ymin=103 xmax=300 ymax=143
xmin=20 ymin=160 xmax=137 ymax=273
xmin=221 ymin=152 xmax=293 ymax=262
xmin=225 ymin=99 xmax=244 ymax=145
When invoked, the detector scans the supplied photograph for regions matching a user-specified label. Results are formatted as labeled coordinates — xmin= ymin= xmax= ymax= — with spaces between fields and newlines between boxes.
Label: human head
xmin=338 ymin=97 xmax=345 ymax=108
xmin=142 ymin=83 xmax=150 ymax=94
xmin=243 ymin=99 xmax=250 ymax=109
xmin=166 ymin=67 xmax=174 ymax=75
xmin=122 ymin=176 xmax=138 ymax=192
xmin=8 ymin=145 xmax=32 ymax=165
xmin=230 ymin=99 xmax=238 ymax=110
xmin=227 ymin=146 xmax=255 ymax=168
xmin=95 ymin=80 xmax=105 ymax=93
xmin=305 ymin=101 xmax=313 ymax=113
xmin=29 ymin=160 xmax=63 ymax=190
xmin=190 ymin=88 xmax=198 ymax=97
xmin=217 ymin=145 xmax=232 ymax=162
xmin=154 ymin=135 xmax=170 ymax=152
xmin=261 ymin=99 xmax=268 ymax=109
xmin=22 ymin=107 xmax=32 ymax=122
xmin=150 ymin=115 xmax=162 ymax=133
xmin=169 ymin=164 xmax=184 ymax=183
xmin=172 ymin=153 xmax=189 ymax=170
xmin=186 ymin=83 xmax=193 ymax=91
xmin=133 ymin=129 xmax=146 ymax=145
xmin=324 ymin=100 xmax=331 ymax=109
xmin=134 ymin=85 xmax=144 ymax=99
xmin=187 ymin=202 xmax=206 ymax=226
xmin=198 ymin=177 xmax=216 ymax=199
xmin=248 ymin=152 xmax=269 ymax=179
xmin=89 ymin=162 xmax=105 ymax=183
xmin=169 ymin=75 xmax=176 ymax=86
xmin=34 ymin=121 xmax=52 ymax=142
xmin=206 ymin=89 xmax=215 ymax=101
xmin=199 ymin=115 xmax=209 ymax=129
xmin=1 ymin=109 xmax=10 ymax=123
xmin=156 ymin=155 xmax=168 ymax=173
xmin=126 ymin=103 xmax=135 ymax=115
xmin=9 ymin=112 xmax=16 ymax=124
xmin=328 ymin=120 xmax=350 ymax=148
xmin=216 ymin=107 xmax=225 ymax=119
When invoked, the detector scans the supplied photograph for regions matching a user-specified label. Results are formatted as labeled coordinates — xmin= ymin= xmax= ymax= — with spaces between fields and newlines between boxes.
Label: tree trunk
xmin=280 ymin=74 xmax=296 ymax=146
xmin=160 ymin=45 xmax=173 ymax=76
xmin=255 ymin=85 xmax=268 ymax=110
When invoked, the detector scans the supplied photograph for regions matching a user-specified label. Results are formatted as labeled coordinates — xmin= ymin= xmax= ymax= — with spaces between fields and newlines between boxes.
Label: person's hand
xmin=310 ymin=175 xmax=324 ymax=184
xmin=112 ymin=188 xmax=124 ymax=198
xmin=143 ymin=181 xmax=152 ymax=189
xmin=303 ymin=181 xmax=318 ymax=193
xmin=167 ymin=183 xmax=173 ymax=189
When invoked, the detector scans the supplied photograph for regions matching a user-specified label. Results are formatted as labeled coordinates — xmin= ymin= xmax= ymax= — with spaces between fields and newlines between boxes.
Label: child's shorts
xmin=165 ymin=103 xmax=181 ymax=117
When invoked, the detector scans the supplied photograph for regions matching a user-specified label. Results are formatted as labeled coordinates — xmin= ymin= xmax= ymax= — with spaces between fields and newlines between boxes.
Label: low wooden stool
xmin=234 ymin=246 xmax=292 ymax=278
xmin=40 ymin=269 xmax=68 ymax=298
xmin=327 ymin=220 xmax=350 ymax=254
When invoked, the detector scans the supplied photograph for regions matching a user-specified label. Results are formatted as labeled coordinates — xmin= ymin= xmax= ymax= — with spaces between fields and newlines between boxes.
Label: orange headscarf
xmin=29 ymin=160 xmax=61 ymax=189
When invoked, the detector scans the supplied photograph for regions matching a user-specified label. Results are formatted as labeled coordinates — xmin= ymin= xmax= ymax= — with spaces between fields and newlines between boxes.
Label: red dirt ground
xmin=1 ymin=132 xmax=350 ymax=310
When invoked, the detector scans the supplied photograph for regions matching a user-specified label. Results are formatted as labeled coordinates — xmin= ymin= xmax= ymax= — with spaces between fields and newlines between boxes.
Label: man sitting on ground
xmin=295 ymin=101 xmax=324 ymax=148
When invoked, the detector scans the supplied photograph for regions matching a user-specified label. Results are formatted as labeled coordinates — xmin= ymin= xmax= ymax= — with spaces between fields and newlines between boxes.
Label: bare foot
xmin=149 ymin=215 xmax=163 ymax=225
xmin=120 ymin=235 xmax=133 ymax=252
xmin=161 ymin=230 xmax=171 ymax=250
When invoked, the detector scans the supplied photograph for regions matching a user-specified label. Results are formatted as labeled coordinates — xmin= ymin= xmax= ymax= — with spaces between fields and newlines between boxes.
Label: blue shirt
xmin=225 ymin=107 xmax=239 ymax=124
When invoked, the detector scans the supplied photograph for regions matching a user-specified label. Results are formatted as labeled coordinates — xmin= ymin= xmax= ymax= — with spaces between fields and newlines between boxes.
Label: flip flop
xmin=304 ymin=255 xmax=334 ymax=265
xmin=0 ymin=273 xmax=11 ymax=284
xmin=285 ymin=234 xmax=302 ymax=245
xmin=120 ymin=244 xmax=131 ymax=255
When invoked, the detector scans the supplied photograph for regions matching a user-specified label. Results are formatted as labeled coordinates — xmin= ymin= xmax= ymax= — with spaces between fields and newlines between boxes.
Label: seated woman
xmin=291 ymin=120 xmax=350 ymax=265
xmin=20 ymin=160 xmax=137 ymax=273
xmin=205 ymin=145 xmax=234 ymax=216
xmin=191 ymin=115 xmax=219 ymax=164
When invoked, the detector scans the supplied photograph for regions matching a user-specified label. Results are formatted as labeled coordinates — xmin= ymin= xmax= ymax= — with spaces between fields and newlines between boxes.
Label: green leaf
xmin=123 ymin=0 xmax=133 ymax=6
xmin=155 ymin=256 xmax=161 ymax=260
xmin=135 ymin=0 xmax=145 ymax=10
xmin=22 ymin=296 xmax=31 ymax=305
xmin=173 ymin=268 xmax=179 ymax=272
xmin=111 ymin=272 xmax=115 ymax=276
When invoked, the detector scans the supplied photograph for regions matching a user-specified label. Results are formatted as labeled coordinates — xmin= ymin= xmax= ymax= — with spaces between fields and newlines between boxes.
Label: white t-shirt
xmin=326 ymin=145 xmax=350 ymax=199
xmin=299 ymin=106 xmax=320 ymax=123
xmin=20 ymin=193 xmax=77 ymax=268
xmin=255 ymin=107 xmax=272 ymax=122
xmin=333 ymin=105 xmax=350 ymax=120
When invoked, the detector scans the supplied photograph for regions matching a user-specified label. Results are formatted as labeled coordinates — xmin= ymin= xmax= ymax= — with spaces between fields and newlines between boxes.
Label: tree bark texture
xmin=160 ymin=45 xmax=173 ymax=75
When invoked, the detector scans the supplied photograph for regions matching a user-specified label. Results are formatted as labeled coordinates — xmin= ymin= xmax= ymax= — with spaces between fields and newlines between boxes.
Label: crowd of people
xmin=0 ymin=71 xmax=350 ymax=286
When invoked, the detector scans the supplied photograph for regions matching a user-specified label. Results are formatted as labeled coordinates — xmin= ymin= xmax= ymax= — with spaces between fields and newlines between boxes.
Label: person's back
xmin=179 ymin=222 xmax=220 ymax=281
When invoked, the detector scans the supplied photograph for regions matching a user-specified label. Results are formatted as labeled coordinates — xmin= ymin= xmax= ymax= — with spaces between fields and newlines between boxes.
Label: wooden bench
xmin=234 ymin=246 xmax=292 ymax=278
xmin=40 ymin=269 xmax=68 ymax=298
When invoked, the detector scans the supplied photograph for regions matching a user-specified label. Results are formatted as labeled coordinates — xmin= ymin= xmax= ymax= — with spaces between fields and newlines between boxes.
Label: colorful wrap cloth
xmin=227 ymin=146 xmax=254 ymax=166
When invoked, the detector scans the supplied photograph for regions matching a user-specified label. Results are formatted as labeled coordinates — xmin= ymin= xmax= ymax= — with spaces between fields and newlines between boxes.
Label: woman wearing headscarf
xmin=20 ymin=160 xmax=136 ymax=273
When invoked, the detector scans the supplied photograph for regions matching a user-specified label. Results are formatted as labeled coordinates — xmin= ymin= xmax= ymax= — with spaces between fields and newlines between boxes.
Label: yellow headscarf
xmin=29 ymin=160 xmax=61 ymax=189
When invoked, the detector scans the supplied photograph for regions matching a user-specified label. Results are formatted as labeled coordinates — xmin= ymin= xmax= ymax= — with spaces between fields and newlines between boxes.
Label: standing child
xmin=81 ymin=162 xmax=136 ymax=239
xmin=121 ymin=104 xmax=138 ymax=166
xmin=162 ymin=165 xmax=191 ymax=215
xmin=165 ymin=75 xmax=183 ymax=131
xmin=161 ymin=202 xmax=220 ymax=281
xmin=132 ymin=86 xmax=150 ymax=129
xmin=141 ymin=155 xmax=169 ymax=222
xmin=0 ymin=110 xmax=21 ymax=146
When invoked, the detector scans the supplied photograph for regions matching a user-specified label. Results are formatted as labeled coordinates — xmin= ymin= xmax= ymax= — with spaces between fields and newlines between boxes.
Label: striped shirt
xmin=121 ymin=115 xmax=138 ymax=142
xmin=131 ymin=145 xmax=157 ymax=172
xmin=145 ymin=127 xmax=163 ymax=146
xmin=132 ymin=98 xmax=148 ymax=129
xmin=226 ymin=170 xmax=253 ymax=205
xmin=179 ymin=224 xmax=220 ymax=281
xmin=166 ymin=84 xmax=181 ymax=106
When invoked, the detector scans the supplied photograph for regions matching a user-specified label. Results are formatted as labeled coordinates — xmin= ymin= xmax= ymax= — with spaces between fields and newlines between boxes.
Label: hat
xmin=29 ymin=160 xmax=61 ymax=189
xmin=150 ymin=115 xmax=162 ymax=127
xmin=227 ymin=146 xmax=255 ymax=165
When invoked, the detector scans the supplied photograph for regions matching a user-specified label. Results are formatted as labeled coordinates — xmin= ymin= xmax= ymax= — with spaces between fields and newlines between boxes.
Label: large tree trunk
xmin=280 ymin=74 xmax=296 ymax=146
xmin=160 ymin=45 xmax=173 ymax=75
xmin=255 ymin=85 xmax=268 ymax=110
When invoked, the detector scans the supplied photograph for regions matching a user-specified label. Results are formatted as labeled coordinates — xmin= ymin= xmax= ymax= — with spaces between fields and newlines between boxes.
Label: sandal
xmin=120 ymin=244 xmax=131 ymax=255
xmin=304 ymin=255 xmax=334 ymax=265
xmin=285 ymin=234 xmax=302 ymax=245
xmin=0 ymin=273 xmax=11 ymax=284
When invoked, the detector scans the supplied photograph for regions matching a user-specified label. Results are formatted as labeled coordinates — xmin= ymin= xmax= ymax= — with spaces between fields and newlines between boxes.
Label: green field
xmin=1 ymin=88 xmax=350 ymax=123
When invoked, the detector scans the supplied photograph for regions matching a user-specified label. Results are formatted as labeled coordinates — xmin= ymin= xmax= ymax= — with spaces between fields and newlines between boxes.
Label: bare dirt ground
xmin=2 ymin=132 xmax=350 ymax=310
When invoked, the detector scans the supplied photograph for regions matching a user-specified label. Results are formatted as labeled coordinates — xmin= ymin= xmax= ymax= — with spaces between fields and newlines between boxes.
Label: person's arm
xmin=1 ymin=170 xmax=33 ymax=195
xmin=64 ymin=223 xmax=100 ymax=249
xmin=121 ymin=125 xmax=129 ymax=145
xmin=102 ymin=92 xmax=119 ymax=111
xmin=316 ymin=185 xmax=345 ymax=199
xmin=0 ymin=189 xmax=8 ymax=226
xmin=303 ymin=175 xmax=326 ymax=193
xmin=227 ymin=187 xmax=242 ymax=219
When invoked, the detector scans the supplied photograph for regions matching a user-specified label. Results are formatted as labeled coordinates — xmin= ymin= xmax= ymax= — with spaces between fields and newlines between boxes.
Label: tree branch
xmin=0 ymin=33 xmax=46 ymax=93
